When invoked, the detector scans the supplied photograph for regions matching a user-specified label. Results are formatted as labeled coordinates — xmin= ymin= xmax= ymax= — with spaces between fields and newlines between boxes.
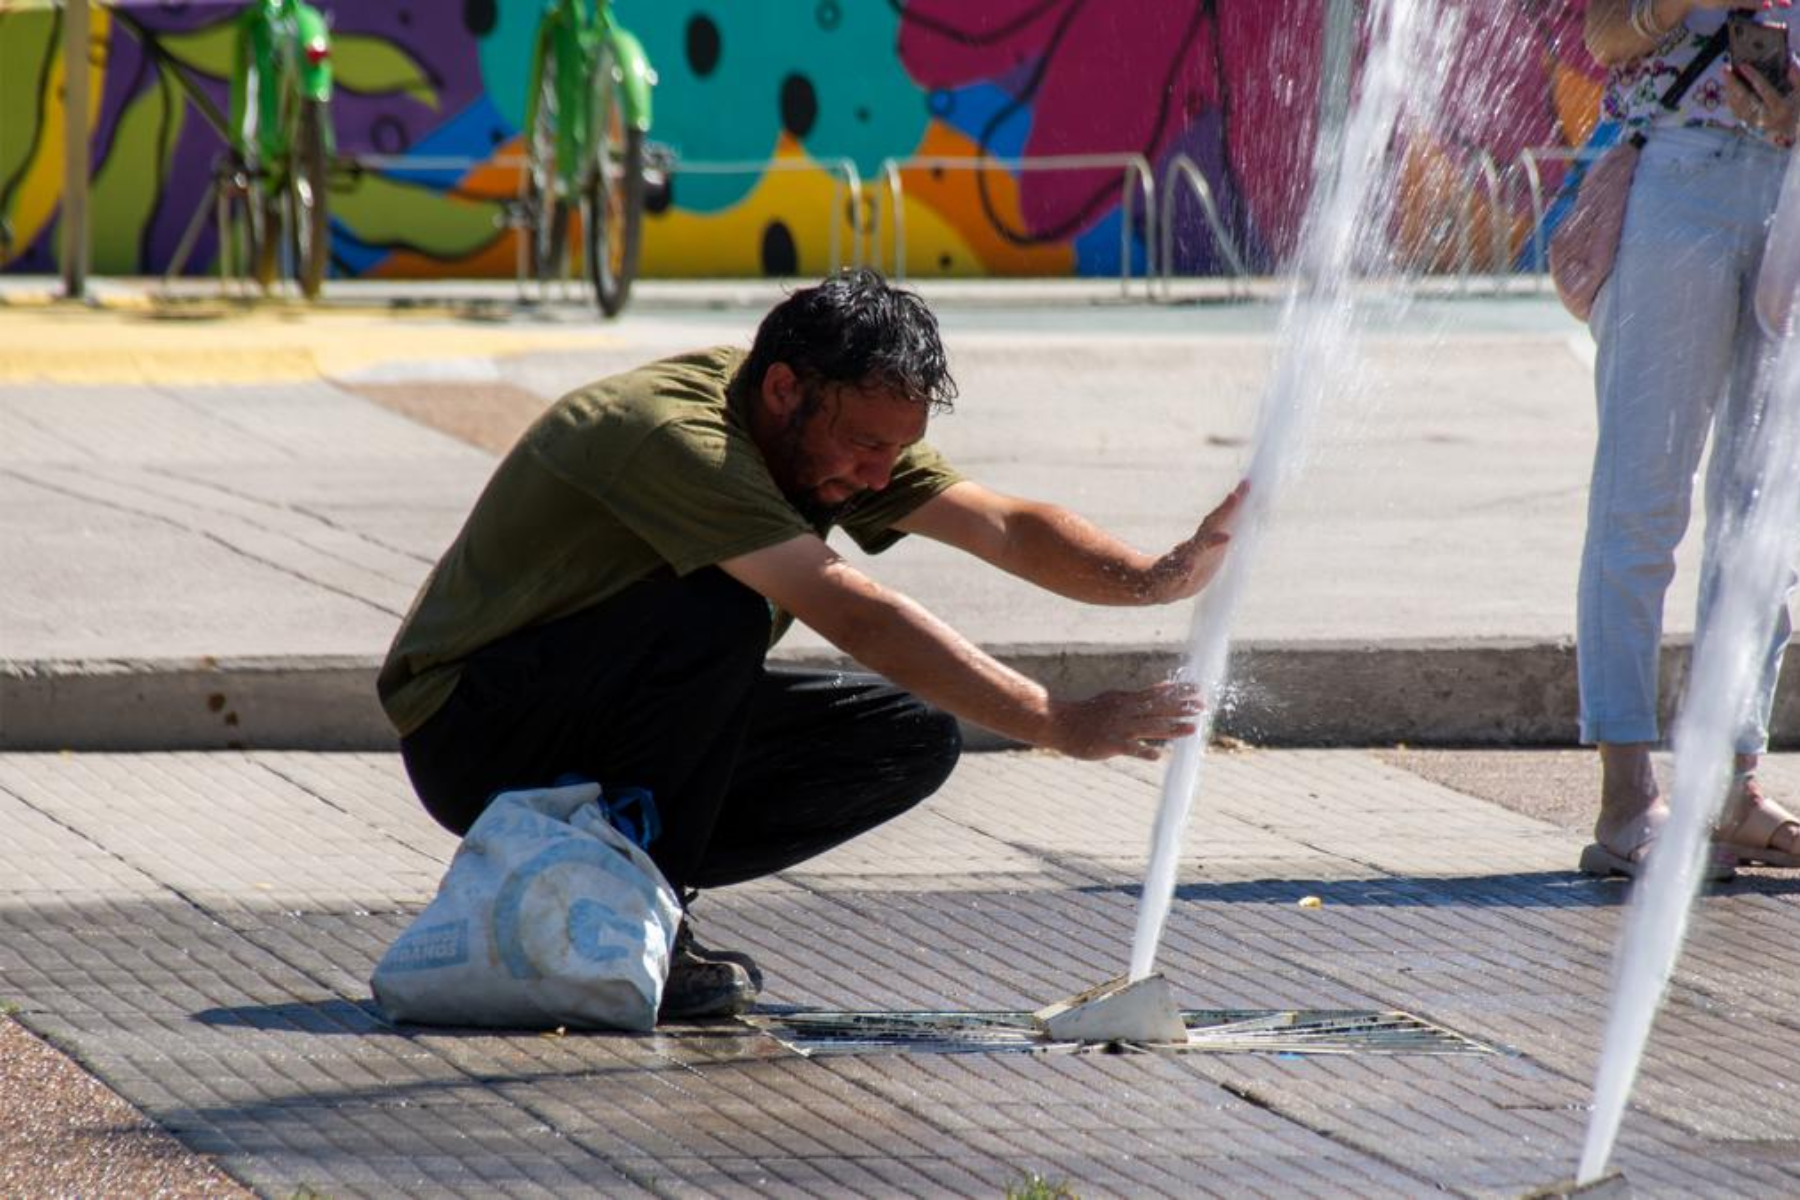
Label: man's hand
xmin=1138 ymin=479 xmax=1250 ymax=604
xmin=1046 ymin=680 xmax=1205 ymax=761
xmin=722 ymin=534 xmax=1213 ymax=762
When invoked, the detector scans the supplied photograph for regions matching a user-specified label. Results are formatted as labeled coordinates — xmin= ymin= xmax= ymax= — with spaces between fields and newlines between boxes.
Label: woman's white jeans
xmin=1578 ymin=125 xmax=1793 ymax=753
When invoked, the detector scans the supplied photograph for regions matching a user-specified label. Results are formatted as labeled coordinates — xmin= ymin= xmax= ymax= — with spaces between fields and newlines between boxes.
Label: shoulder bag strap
xmin=1659 ymin=23 xmax=1733 ymax=110
xmin=1626 ymin=23 xmax=1732 ymax=148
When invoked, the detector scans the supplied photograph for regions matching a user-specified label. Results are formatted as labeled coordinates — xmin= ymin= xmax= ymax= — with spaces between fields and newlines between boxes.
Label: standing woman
xmin=1577 ymin=0 xmax=1800 ymax=877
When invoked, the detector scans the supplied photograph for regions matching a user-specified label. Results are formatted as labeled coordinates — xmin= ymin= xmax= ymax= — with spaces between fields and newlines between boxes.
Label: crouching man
xmin=380 ymin=269 xmax=1245 ymax=1019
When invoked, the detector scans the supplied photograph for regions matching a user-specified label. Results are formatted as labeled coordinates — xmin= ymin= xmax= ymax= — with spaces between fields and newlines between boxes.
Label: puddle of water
xmin=742 ymin=1009 xmax=1505 ymax=1059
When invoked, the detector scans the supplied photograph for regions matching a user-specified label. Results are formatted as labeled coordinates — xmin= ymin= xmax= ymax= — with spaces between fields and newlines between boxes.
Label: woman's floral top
xmin=1602 ymin=11 xmax=1798 ymax=143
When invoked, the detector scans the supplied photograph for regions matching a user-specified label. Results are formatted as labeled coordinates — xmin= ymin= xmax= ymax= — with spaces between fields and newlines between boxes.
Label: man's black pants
xmin=399 ymin=568 xmax=963 ymax=891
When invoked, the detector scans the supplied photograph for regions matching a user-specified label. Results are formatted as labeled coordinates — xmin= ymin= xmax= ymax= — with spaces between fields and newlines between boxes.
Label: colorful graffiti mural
xmin=0 ymin=0 xmax=1604 ymax=282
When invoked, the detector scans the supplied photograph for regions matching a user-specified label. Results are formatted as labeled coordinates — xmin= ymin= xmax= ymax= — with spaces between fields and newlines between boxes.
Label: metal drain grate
xmin=1178 ymin=1009 xmax=1496 ymax=1055
xmin=743 ymin=1009 xmax=1503 ymax=1058
xmin=746 ymin=1011 xmax=1045 ymax=1057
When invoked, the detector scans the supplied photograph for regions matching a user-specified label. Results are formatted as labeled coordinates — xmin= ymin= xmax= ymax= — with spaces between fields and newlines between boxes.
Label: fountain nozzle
xmin=1032 ymin=974 xmax=1188 ymax=1045
xmin=1518 ymin=1172 xmax=1628 ymax=1199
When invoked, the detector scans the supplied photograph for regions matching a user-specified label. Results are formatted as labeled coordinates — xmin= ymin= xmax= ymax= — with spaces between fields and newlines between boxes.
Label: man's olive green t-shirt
xmin=377 ymin=346 xmax=962 ymax=737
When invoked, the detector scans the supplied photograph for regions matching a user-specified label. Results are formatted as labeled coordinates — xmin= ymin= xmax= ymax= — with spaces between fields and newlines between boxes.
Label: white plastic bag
xmin=371 ymin=780 xmax=681 ymax=1032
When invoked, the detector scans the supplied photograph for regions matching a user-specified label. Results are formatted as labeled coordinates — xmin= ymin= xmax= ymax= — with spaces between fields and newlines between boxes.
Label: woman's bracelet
xmin=1627 ymin=0 xmax=1669 ymax=43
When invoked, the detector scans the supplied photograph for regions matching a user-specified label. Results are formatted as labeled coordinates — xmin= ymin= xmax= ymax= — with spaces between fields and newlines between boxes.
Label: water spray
xmin=1128 ymin=0 xmax=1440 ymax=985
xmin=1037 ymin=0 xmax=1448 ymax=1041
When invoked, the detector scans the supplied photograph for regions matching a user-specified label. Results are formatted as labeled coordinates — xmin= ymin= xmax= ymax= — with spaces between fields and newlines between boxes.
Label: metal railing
xmin=1464 ymin=148 xmax=1509 ymax=290
xmin=1402 ymin=147 xmax=1513 ymax=294
xmin=1157 ymin=153 xmax=1251 ymax=298
xmin=344 ymin=153 xmax=868 ymax=290
xmin=871 ymin=153 xmax=1157 ymax=297
xmin=1514 ymin=144 xmax=1609 ymax=287
xmin=349 ymin=151 xmax=874 ymax=296
xmin=161 ymin=143 xmax=1576 ymax=299
xmin=343 ymin=152 xmax=568 ymax=302
xmin=658 ymin=156 xmax=866 ymax=275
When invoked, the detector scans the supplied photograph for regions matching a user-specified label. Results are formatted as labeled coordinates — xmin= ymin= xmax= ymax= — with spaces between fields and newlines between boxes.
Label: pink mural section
xmin=896 ymin=0 xmax=1604 ymax=274
xmin=1 ymin=0 xmax=1606 ymax=283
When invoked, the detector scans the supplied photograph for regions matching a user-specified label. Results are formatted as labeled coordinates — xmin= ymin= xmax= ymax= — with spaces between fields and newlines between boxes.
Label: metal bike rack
xmin=360 ymin=152 xmax=871 ymax=281
xmin=338 ymin=151 xmax=579 ymax=304
xmin=1515 ymin=145 xmax=1608 ymax=290
xmin=1454 ymin=148 xmax=1509 ymax=293
xmin=1406 ymin=148 xmax=1511 ymax=295
xmin=162 ymin=154 xmax=260 ymax=298
xmin=659 ymin=156 xmax=866 ymax=274
xmin=1475 ymin=148 xmax=1509 ymax=285
xmin=871 ymin=153 xmax=1156 ymax=297
xmin=1156 ymin=152 xmax=1251 ymax=299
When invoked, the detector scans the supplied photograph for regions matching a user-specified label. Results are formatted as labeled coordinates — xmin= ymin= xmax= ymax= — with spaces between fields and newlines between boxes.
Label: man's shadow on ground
xmin=191 ymin=997 xmax=770 ymax=1046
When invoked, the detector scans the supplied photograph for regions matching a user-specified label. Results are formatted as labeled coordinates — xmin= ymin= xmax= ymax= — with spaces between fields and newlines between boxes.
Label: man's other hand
xmin=1140 ymin=479 xmax=1249 ymax=604
xmin=1048 ymin=680 xmax=1204 ymax=761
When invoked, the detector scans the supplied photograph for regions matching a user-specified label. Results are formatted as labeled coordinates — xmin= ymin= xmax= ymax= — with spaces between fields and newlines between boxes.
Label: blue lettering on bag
xmin=382 ymin=920 xmax=470 ymax=972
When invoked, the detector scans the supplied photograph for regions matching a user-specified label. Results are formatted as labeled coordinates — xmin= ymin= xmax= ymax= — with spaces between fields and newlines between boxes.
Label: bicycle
xmin=230 ymin=0 xmax=335 ymax=299
xmin=120 ymin=0 xmax=335 ymax=299
xmin=520 ymin=0 xmax=655 ymax=317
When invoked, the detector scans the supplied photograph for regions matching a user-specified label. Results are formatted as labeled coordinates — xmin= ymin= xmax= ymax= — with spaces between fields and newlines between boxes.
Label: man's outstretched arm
xmin=894 ymin=479 xmax=1248 ymax=606
xmin=720 ymin=534 xmax=1201 ymax=761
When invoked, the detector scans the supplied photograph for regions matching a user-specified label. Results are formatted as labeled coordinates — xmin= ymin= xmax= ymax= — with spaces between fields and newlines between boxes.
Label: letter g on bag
xmin=492 ymin=838 xmax=649 ymax=978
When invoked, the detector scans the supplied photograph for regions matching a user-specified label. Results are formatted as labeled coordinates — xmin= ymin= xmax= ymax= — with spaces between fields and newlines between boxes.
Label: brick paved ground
xmin=2 ymin=748 xmax=1796 ymax=1197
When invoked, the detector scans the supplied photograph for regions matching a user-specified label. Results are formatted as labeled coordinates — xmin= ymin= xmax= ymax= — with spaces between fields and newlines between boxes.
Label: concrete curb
xmin=0 ymin=657 xmax=388 ymax=753
xmin=6 ymin=640 xmax=1790 ymax=752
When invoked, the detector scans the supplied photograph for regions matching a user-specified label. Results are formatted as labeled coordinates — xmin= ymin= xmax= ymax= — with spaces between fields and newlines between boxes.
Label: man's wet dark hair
xmin=737 ymin=268 xmax=957 ymax=413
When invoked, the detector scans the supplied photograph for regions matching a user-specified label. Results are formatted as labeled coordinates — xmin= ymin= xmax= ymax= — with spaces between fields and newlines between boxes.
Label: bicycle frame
xmin=527 ymin=0 xmax=653 ymax=200
xmin=229 ymin=0 xmax=334 ymax=170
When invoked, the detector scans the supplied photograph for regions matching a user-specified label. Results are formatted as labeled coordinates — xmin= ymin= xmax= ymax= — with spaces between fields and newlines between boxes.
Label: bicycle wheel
xmin=583 ymin=48 xmax=644 ymax=318
xmin=523 ymin=39 xmax=569 ymax=283
xmin=289 ymin=97 xmax=330 ymax=299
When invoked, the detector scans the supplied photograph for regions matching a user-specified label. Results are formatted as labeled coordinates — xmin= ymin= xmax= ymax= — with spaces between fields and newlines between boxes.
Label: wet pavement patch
xmin=744 ymin=1008 xmax=1507 ymax=1058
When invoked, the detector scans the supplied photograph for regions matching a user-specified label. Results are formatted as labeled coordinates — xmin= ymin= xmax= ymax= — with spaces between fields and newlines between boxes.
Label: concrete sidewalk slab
xmin=1 ymin=747 xmax=1796 ymax=1195
xmin=7 ymin=286 xmax=1792 ymax=750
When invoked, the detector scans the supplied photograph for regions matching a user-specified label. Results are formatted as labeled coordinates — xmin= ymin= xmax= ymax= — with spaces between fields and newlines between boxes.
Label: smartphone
xmin=1729 ymin=13 xmax=1794 ymax=96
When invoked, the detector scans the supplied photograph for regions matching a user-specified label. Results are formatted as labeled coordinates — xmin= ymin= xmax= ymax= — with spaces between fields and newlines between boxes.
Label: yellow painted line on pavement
xmin=0 ymin=304 xmax=619 ymax=384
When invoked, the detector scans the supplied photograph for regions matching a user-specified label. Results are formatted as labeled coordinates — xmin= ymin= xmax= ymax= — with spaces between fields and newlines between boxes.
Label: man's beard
xmin=773 ymin=405 xmax=854 ymax=525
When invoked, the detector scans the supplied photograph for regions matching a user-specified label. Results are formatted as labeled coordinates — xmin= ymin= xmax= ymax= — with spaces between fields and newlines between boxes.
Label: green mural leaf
xmin=158 ymin=17 xmax=239 ymax=81
xmin=0 ymin=11 xmax=58 ymax=211
xmin=332 ymin=173 xmax=501 ymax=259
xmin=90 ymin=71 xmax=185 ymax=272
xmin=331 ymin=33 xmax=438 ymax=109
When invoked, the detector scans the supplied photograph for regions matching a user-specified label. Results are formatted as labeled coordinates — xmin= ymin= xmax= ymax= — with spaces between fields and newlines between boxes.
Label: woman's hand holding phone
xmin=1725 ymin=48 xmax=1800 ymax=146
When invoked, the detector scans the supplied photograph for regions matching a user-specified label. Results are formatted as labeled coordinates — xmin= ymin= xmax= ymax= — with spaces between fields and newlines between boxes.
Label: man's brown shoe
xmin=659 ymin=941 xmax=754 ymax=1020
xmin=676 ymin=919 xmax=764 ymax=992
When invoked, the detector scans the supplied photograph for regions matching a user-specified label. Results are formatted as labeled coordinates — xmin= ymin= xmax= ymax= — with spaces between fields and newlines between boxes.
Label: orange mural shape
xmin=457 ymin=136 xmax=532 ymax=204
xmin=370 ymin=236 xmax=517 ymax=281
xmin=884 ymin=122 xmax=1073 ymax=277
xmin=1553 ymin=62 xmax=1605 ymax=150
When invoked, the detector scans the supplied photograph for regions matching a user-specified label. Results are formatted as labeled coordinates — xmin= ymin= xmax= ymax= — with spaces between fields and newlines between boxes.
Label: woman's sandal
xmin=1713 ymin=773 xmax=1800 ymax=869
xmin=1578 ymin=809 xmax=1737 ymax=882
xmin=1578 ymin=838 xmax=1738 ymax=882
